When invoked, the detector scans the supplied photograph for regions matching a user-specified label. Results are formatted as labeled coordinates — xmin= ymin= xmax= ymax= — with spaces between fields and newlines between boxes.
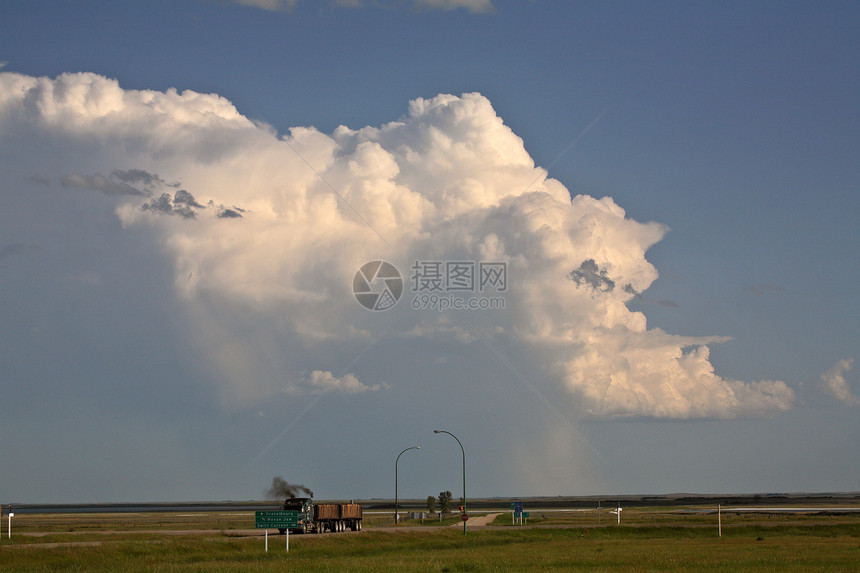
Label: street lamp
xmin=395 ymin=446 xmax=420 ymax=524
xmin=434 ymin=429 xmax=466 ymax=535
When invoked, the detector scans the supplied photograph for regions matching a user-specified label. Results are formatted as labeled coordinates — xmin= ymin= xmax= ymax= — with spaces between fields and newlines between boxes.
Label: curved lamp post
xmin=434 ymin=429 xmax=466 ymax=535
xmin=395 ymin=446 xmax=420 ymax=524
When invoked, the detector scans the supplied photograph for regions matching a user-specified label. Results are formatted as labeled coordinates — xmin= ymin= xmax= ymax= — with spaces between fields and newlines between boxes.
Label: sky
xmin=0 ymin=1 xmax=858 ymax=504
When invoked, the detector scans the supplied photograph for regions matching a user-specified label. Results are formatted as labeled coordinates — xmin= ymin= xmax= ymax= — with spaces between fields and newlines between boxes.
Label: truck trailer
xmin=279 ymin=497 xmax=362 ymax=534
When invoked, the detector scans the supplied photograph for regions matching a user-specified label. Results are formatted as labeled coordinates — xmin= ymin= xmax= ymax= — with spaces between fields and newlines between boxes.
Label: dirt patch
xmin=452 ymin=512 xmax=502 ymax=527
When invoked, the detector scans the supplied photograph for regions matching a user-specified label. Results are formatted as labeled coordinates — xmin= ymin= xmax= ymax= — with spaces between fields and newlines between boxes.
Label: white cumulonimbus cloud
xmin=820 ymin=358 xmax=858 ymax=406
xmin=0 ymin=70 xmax=796 ymax=418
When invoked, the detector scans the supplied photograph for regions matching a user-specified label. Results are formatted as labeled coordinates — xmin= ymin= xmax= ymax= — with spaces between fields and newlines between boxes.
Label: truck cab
xmin=281 ymin=497 xmax=314 ymax=534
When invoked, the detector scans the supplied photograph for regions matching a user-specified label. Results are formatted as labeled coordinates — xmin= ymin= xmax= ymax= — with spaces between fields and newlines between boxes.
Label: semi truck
xmin=279 ymin=497 xmax=362 ymax=534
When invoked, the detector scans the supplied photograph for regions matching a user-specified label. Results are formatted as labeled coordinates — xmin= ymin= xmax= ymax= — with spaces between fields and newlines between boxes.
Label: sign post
xmin=718 ymin=504 xmax=722 ymax=538
xmin=255 ymin=511 xmax=298 ymax=553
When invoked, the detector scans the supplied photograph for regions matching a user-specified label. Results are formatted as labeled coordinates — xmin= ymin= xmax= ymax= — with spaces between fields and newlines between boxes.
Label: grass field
xmin=2 ymin=507 xmax=859 ymax=571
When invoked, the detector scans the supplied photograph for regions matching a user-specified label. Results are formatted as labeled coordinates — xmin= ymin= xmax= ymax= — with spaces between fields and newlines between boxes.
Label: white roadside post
xmin=718 ymin=504 xmax=722 ymax=537
xmin=7 ymin=512 xmax=13 ymax=539
xmin=263 ymin=528 xmax=288 ymax=553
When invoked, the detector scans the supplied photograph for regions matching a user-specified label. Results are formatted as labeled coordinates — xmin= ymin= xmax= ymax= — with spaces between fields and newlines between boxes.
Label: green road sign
xmin=255 ymin=510 xmax=299 ymax=529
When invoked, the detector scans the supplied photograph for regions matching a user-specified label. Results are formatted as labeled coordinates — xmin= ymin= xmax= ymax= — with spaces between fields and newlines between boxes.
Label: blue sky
xmin=1 ymin=1 xmax=858 ymax=503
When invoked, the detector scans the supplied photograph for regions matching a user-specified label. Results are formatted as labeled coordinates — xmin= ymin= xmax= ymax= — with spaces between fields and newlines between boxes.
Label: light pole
xmin=434 ymin=429 xmax=466 ymax=535
xmin=395 ymin=446 xmax=420 ymax=524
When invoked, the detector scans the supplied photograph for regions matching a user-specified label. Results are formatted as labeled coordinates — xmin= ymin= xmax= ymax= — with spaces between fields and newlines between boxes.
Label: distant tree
xmin=439 ymin=490 xmax=452 ymax=514
xmin=426 ymin=496 xmax=436 ymax=513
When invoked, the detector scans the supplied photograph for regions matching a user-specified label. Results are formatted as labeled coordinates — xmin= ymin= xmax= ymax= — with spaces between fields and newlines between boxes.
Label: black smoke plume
xmin=266 ymin=476 xmax=313 ymax=499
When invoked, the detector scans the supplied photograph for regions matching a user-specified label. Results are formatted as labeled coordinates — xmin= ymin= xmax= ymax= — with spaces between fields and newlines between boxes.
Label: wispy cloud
xmin=226 ymin=0 xmax=494 ymax=13
xmin=60 ymin=173 xmax=148 ymax=196
xmin=820 ymin=358 xmax=858 ymax=406
xmin=228 ymin=0 xmax=299 ymax=11
xmin=569 ymin=259 xmax=616 ymax=293
xmin=415 ymin=0 xmax=494 ymax=13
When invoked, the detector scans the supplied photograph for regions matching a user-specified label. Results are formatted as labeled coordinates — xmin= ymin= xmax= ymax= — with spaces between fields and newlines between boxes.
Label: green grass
xmin=3 ymin=510 xmax=859 ymax=572
xmin=6 ymin=511 xmax=251 ymax=533
xmin=3 ymin=527 xmax=859 ymax=572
